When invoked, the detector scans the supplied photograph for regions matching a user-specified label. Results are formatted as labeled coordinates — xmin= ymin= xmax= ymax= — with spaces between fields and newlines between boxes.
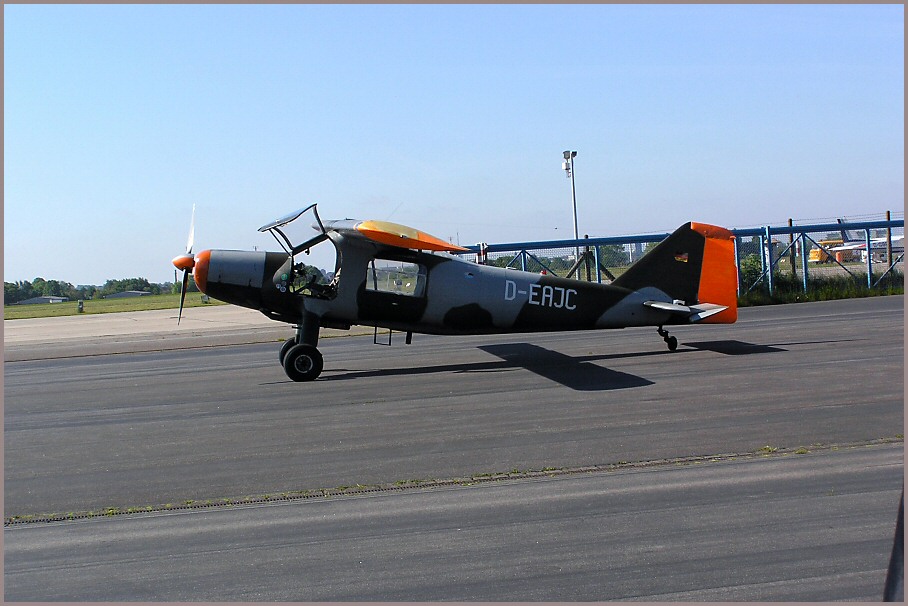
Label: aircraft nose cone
xmin=193 ymin=250 xmax=211 ymax=293
xmin=172 ymin=254 xmax=195 ymax=271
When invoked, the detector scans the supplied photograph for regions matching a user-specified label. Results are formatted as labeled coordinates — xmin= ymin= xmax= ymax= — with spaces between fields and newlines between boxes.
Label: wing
xmin=323 ymin=219 xmax=469 ymax=252
xmin=827 ymin=242 xmax=865 ymax=251
xmin=831 ymin=235 xmax=905 ymax=250
xmin=871 ymin=235 xmax=905 ymax=244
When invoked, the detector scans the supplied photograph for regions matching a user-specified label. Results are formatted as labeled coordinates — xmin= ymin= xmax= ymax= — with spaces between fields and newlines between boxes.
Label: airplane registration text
xmin=504 ymin=279 xmax=577 ymax=310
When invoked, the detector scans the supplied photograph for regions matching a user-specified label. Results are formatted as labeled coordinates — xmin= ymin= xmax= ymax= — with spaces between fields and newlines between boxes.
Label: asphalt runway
xmin=5 ymin=445 xmax=902 ymax=601
xmin=4 ymin=295 xmax=905 ymax=600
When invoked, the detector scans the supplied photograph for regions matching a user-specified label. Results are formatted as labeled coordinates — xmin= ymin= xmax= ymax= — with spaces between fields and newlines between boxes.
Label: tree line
xmin=4 ymin=277 xmax=197 ymax=305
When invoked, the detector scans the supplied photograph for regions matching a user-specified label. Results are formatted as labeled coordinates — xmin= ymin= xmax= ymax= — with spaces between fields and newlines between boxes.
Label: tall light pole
xmin=562 ymin=150 xmax=579 ymax=259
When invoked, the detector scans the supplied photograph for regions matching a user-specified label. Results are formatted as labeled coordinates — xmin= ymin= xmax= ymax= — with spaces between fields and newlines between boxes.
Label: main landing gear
xmin=657 ymin=326 xmax=678 ymax=352
xmin=280 ymin=314 xmax=323 ymax=382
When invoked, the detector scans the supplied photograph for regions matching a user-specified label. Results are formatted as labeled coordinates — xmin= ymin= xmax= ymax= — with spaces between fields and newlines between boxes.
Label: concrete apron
xmin=3 ymin=305 xmax=373 ymax=362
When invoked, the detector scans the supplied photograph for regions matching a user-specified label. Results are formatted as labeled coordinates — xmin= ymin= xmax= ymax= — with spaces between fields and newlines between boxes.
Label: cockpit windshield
xmin=259 ymin=204 xmax=341 ymax=299
xmin=258 ymin=203 xmax=329 ymax=256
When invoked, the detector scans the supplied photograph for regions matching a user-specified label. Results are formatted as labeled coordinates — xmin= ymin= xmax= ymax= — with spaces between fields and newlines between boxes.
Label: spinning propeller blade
xmin=177 ymin=269 xmax=191 ymax=324
xmin=186 ymin=204 xmax=195 ymax=255
xmin=173 ymin=205 xmax=196 ymax=325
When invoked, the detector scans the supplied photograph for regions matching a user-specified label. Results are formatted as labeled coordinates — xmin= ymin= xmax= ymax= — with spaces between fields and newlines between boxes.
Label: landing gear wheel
xmin=279 ymin=338 xmax=297 ymax=365
xmin=283 ymin=343 xmax=323 ymax=382
xmin=657 ymin=326 xmax=678 ymax=352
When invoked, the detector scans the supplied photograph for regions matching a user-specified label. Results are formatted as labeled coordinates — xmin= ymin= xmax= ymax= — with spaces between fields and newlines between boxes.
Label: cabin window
xmin=366 ymin=258 xmax=426 ymax=297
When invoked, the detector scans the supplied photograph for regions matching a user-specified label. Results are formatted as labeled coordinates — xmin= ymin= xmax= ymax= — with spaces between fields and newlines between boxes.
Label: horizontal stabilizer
xmin=643 ymin=300 xmax=729 ymax=323
xmin=687 ymin=303 xmax=730 ymax=322
xmin=643 ymin=300 xmax=690 ymax=315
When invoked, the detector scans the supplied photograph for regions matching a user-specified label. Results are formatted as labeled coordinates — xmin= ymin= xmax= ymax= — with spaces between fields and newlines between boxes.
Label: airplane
xmin=172 ymin=204 xmax=738 ymax=382
xmin=809 ymin=218 xmax=905 ymax=264
xmin=825 ymin=235 xmax=905 ymax=263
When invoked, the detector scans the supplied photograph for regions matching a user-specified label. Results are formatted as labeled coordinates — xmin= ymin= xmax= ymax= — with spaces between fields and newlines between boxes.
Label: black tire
xmin=666 ymin=336 xmax=678 ymax=351
xmin=283 ymin=344 xmax=323 ymax=382
xmin=279 ymin=338 xmax=297 ymax=365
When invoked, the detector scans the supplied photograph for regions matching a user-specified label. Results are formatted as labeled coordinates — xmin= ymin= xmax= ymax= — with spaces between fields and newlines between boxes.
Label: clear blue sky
xmin=5 ymin=4 xmax=903 ymax=286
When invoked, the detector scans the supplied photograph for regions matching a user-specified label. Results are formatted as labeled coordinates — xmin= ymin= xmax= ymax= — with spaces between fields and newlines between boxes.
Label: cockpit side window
xmin=365 ymin=257 xmax=427 ymax=297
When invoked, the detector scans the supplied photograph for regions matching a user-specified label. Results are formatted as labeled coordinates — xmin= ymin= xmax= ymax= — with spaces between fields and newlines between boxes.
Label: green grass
xmin=738 ymin=272 xmax=903 ymax=307
xmin=4 ymin=292 xmax=225 ymax=320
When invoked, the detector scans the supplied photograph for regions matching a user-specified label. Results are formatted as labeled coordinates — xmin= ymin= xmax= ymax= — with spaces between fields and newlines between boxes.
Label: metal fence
xmin=458 ymin=215 xmax=904 ymax=296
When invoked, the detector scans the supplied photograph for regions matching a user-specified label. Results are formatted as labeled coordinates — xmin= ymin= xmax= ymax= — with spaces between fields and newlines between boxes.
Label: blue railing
xmin=457 ymin=218 xmax=904 ymax=295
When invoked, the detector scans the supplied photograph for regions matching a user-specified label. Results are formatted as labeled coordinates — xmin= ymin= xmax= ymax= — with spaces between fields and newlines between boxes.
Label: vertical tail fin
xmin=613 ymin=222 xmax=738 ymax=323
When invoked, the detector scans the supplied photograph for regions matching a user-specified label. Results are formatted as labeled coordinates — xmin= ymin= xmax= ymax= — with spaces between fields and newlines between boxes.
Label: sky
xmin=4 ymin=4 xmax=904 ymax=286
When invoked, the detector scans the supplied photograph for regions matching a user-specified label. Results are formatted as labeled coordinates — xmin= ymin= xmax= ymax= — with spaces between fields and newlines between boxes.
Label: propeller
xmin=172 ymin=205 xmax=196 ymax=325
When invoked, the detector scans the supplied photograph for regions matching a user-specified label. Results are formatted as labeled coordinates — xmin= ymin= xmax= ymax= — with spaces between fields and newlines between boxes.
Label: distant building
xmin=104 ymin=291 xmax=153 ymax=299
xmin=17 ymin=296 xmax=69 ymax=305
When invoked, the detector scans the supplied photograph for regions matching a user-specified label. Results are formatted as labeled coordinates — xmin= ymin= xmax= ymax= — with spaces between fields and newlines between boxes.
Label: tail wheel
xmin=657 ymin=326 xmax=678 ymax=352
xmin=283 ymin=344 xmax=323 ymax=382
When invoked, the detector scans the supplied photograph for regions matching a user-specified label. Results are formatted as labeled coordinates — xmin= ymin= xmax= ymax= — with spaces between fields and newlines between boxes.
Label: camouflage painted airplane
xmin=172 ymin=204 xmax=738 ymax=382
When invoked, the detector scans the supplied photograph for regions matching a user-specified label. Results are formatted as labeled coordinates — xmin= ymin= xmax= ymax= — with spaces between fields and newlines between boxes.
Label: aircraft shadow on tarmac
xmin=274 ymin=339 xmax=795 ymax=390
xmin=316 ymin=342 xmax=657 ymax=391
xmin=681 ymin=340 xmax=788 ymax=355
xmin=681 ymin=338 xmax=869 ymax=355
xmin=477 ymin=343 xmax=654 ymax=391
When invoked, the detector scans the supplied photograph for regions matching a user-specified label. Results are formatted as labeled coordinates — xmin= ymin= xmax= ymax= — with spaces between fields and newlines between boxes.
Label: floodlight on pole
xmin=562 ymin=150 xmax=579 ymax=259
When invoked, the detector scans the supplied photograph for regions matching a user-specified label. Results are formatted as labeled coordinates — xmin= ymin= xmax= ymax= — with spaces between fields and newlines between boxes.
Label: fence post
xmin=788 ymin=218 xmax=797 ymax=281
xmin=584 ymin=235 xmax=592 ymax=282
xmin=865 ymin=228 xmax=873 ymax=288
xmin=800 ymin=233 xmax=809 ymax=293
xmin=592 ymin=245 xmax=602 ymax=284
xmin=887 ymin=210 xmax=892 ymax=265
xmin=759 ymin=234 xmax=766 ymax=285
xmin=764 ymin=226 xmax=774 ymax=296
